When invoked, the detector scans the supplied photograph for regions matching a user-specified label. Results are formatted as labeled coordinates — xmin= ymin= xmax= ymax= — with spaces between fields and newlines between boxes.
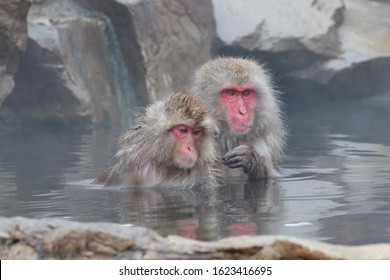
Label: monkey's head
xmin=145 ymin=90 xmax=217 ymax=170
xmin=191 ymin=57 xmax=280 ymax=138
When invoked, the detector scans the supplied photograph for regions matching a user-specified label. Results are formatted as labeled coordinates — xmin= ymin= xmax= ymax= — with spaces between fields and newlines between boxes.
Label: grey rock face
xmin=2 ymin=0 xmax=146 ymax=125
xmin=122 ymin=0 xmax=216 ymax=101
xmin=0 ymin=0 xmax=30 ymax=107
xmin=212 ymin=0 xmax=390 ymax=103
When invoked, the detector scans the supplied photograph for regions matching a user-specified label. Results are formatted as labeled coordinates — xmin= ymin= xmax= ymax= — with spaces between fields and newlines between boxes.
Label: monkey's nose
xmin=239 ymin=105 xmax=247 ymax=115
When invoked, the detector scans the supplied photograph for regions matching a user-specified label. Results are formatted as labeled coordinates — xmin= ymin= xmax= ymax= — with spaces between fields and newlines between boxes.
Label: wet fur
xmin=95 ymin=91 xmax=219 ymax=188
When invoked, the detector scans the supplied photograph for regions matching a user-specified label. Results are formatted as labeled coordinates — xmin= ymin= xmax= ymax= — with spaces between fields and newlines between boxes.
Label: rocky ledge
xmin=1 ymin=217 xmax=390 ymax=259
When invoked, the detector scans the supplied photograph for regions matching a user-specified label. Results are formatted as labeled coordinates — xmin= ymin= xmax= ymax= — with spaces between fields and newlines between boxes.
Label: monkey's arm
xmin=222 ymin=145 xmax=274 ymax=178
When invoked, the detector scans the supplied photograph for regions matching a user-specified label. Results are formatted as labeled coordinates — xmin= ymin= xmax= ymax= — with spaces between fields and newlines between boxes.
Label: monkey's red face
xmin=219 ymin=86 xmax=255 ymax=133
xmin=171 ymin=124 xmax=203 ymax=169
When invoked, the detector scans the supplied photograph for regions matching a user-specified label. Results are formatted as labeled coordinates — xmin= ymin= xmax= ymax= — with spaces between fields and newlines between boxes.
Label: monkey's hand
xmin=222 ymin=145 xmax=270 ymax=178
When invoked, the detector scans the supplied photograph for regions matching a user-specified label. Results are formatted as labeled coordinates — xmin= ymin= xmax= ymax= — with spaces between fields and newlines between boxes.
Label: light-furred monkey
xmin=190 ymin=57 xmax=286 ymax=178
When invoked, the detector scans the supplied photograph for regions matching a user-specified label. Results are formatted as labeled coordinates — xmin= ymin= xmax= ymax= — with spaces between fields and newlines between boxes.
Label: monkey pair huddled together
xmin=95 ymin=57 xmax=286 ymax=189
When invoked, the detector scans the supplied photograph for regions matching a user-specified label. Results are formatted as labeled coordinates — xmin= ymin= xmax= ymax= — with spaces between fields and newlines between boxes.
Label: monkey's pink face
xmin=171 ymin=124 xmax=203 ymax=169
xmin=219 ymin=86 xmax=255 ymax=133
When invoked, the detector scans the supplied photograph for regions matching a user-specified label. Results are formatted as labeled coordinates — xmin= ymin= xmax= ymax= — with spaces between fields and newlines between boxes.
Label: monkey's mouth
xmin=175 ymin=156 xmax=197 ymax=169
xmin=230 ymin=122 xmax=251 ymax=133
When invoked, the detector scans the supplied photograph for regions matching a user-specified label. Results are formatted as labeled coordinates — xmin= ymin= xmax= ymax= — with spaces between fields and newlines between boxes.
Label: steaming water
xmin=1 ymin=97 xmax=389 ymax=245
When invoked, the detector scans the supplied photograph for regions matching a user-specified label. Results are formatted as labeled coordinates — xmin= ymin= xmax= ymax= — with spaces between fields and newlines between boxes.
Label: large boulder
xmin=1 ymin=0 xmax=216 ymax=126
xmin=1 ymin=216 xmax=390 ymax=259
xmin=116 ymin=0 xmax=216 ymax=101
xmin=212 ymin=0 xmax=390 ymax=103
xmin=0 ymin=0 xmax=30 ymax=108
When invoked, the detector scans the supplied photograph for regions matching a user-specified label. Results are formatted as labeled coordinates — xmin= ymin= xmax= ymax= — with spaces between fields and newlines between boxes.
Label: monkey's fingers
xmin=223 ymin=156 xmax=249 ymax=169
xmin=223 ymin=157 xmax=241 ymax=165
xmin=223 ymin=149 xmax=244 ymax=161
xmin=222 ymin=152 xmax=235 ymax=161
xmin=226 ymin=162 xmax=247 ymax=169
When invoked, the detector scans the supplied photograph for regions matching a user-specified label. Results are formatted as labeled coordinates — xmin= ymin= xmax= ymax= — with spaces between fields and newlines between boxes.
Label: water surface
xmin=1 ymin=97 xmax=389 ymax=245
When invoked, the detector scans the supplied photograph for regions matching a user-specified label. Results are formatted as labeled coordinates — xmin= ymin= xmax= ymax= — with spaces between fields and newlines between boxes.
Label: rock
xmin=0 ymin=217 xmax=160 ymax=259
xmin=2 ymin=0 xmax=146 ymax=126
xmin=212 ymin=0 xmax=390 ymax=103
xmin=0 ymin=0 xmax=30 ymax=107
xmin=122 ymin=0 xmax=216 ymax=101
xmin=1 ymin=0 xmax=216 ymax=126
xmin=286 ymin=0 xmax=390 ymax=102
xmin=79 ymin=0 xmax=216 ymax=101
xmin=213 ymin=0 xmax=344 ymax=57
xmin=1 ymin=216 xmax=390 ymax=259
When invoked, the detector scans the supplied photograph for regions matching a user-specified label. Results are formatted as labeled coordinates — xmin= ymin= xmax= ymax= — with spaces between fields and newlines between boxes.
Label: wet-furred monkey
xmin=190 ymin=57 xmax=286 ymax=178
xmin=94 ymin=90 xmax=219 ymax=188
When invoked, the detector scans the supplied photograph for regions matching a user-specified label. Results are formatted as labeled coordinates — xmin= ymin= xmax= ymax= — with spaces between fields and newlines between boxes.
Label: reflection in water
xmin=104 ymin=179 xmax=281 ymax=241
xmin=0 ymin=97 xmax=390 ymax=244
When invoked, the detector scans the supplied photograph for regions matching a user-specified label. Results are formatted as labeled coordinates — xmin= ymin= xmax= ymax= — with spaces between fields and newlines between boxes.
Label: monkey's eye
xmin=225 ymin=89 xmax=235 ymax=96
xmin=192 ymin=128 xmax=203 ymax=137
xmin=172 ymin=125 xmax=191 ymax=139
xmin=242 ymin=90 xmax=250 ymax=96
xmin=178 ymin=126 xmax=189 ymax=134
